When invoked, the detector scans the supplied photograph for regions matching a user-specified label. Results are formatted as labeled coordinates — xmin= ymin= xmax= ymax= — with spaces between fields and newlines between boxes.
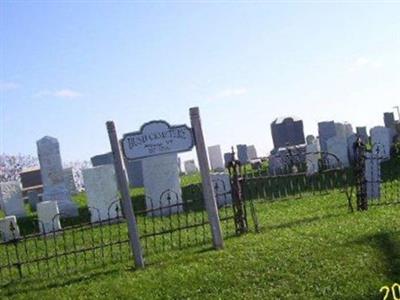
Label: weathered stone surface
xmin=208 ymin=145 xmax=225 ymax=171
xmin=27 ymin=190 xmax=40 ymax=211
xmin=306 ymin=144 xmax=320 ymax=175
xmin=63 ymin=167 xmax=78 ymax=195
xmin=0 ymin=216 xmax=20 ymax=242
xmin=271 ymin=116 xmax=305 ymax=149
xmin=237 ymin=144 xmax=249 ymax=164
xmin=0 ymin=182 xmax=26 ymax=217
xmin=210 ymin=172 xmax=232 ymax=206
xmin=37 ymin=136 xmax=78 ymax=217
xmin=90 ymin=152 xmax=114 ymax=167
xmin=82 ymin=165 xmax=121 ymax=222
xmin=124 ymin=159 xmax=144 ymax=188
xmin=184 ymin=160 xmax=198 ymax=174
xmin=37 ymin=201 xmax=62 ymax=234
xmin=365 ymin=152 xmax=381 ymax=200
xmin=318 ymin=121 xmax=336 ymax=153
xmin=356 ymin=127 xmax=369 ymax=144
xmin=247 ymin=145 xmax=258 ymax=160
xmin=143 ymin=154 xmax=183 ymax=216
xmin=326 ymin=136 xmax=349 ymax=167
xmin=370 ymin=126 xmax=392 ymax=160
xmin=347 ymin=134 xmax=358 ymax=164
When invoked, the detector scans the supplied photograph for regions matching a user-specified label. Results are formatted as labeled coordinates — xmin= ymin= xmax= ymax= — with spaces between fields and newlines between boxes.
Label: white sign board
xmin=122 ymin=120 xmax=194 ymax=160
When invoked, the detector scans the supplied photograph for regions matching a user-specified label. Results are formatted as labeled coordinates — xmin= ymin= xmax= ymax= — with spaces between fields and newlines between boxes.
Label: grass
xmin=1 ymin=188 xmax=399 ymax=299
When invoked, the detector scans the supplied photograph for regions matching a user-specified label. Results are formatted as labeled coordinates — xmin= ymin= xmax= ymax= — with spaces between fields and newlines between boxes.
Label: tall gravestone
xmin=370 ymin=126 xmax=392 ymax=160
xmin=37 ymin=136 xmax=78 ymax=217
xmin=124 ymin=159 xmax=144 ymax=188
xmin=0 ymin=182 xmax=26 ymax=217
xmin=83 ymin=165 xmax=121 ymax=222
xmin=224 ymin=152 xmax=234 ymax=168
xmin=318 ymin=121 xmax=336 ymax=153
xmin=142 ymin=153 xmax=183 ymax=216
xmin=356 ymin=127 xmax=369 ymax=144
xmin=208 ymin=145 xmax=225 ymax=171
xmin=237 ymin=144 xmax=249 ymax=165
xmin=306 ymin=143 xmax=320 ymax=175
xmin=326 ymin=136 xmax=349 ymax=167
xmin=247 ymin=145 xmax=258 ymax=160
xmin=365 ymin=152 xmax=381 ymax=200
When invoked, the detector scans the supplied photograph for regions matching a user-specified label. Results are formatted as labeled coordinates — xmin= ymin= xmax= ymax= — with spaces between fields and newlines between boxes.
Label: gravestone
xmin=224 ymin=152 xmax=234 ymax=168
xmin=63 ymin=167 xmax=78 ymax=195
xmin=19 ymin=167 xmax=42 ymax=191
xmin=237 ymin=144 xmax=249 ymax=165
xmin=365 ymin=153 xmax=381 ymax=200
xmin=90 ymin=152 xmax=114 ymax=167
xmin=208 ymin=145 xmax=225 ymax=171
xmin=37 ymin=136 xmax=78 ymax=217
xmin=210 ymin=172 xmax=232 ymax=206
xmin=271 ymin=116 xmax=305 ymax=149
xmin=347 ymin=134 xmax=358 ymax=164
xmin=318 ymin=121 xmax=336 ymax=153
xmin=370 ymin=126 xmax=392 ymax=160
xmin=0 ymin=182 xmax=26 ymax=217
xmin=142 ymin=153 xmax=183 ymax=216
xmin=82 ymin=165 xmax=121 ymax=222
xmin=27 ymin=190 xmax=40 ymax=211
xmin=306 ymin=144 xmax=320 ymax=175
xmin=306 ymin=135 xmax=315 ymax=145
xmin=326 ymin=136 xmax=349 ymax=167
xmin=0 ymin=216 xmax=20 ymax=242
xmin=247 ymin=145 xmax=258 ymax=160
xmin=268 ymin=154 xmax=285 ymax=175
xmin=37 ymin=201 xmax=62 ymax=234
xmin=124 ymin=159 xmax=144 ymax=188
xmin=384 ymin=112 xmax=396 ymax=129
xmin=184 ymin=160 xmax=198 ymax=174
xmin=356 ymin=127 xmax=369 ymax=143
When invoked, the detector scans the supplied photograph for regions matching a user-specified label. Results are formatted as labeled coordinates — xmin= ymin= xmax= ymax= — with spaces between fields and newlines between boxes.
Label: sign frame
xmin=121 ymin=120 xmax=195 ymax=161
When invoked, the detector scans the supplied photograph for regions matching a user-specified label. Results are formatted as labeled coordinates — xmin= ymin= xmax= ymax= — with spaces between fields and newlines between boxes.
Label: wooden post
xmin=189 ymin=107 xmax=224 ymax=249
xmin=106 ymin=121 xmax=145 ymax=268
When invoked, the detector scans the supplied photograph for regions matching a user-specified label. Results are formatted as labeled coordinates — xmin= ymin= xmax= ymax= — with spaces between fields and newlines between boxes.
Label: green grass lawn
xmin=1 ymin=189 xmax=399 ymax=299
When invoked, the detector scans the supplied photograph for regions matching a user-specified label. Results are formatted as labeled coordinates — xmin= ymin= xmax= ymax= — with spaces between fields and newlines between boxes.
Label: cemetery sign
xmin=122 ymin=120 xmax=194 ymax=160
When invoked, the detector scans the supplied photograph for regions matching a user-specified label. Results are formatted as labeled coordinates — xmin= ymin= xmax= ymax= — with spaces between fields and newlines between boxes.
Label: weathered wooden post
xmin=190 ymin=107 xmax=224 ymax=249
xmin=106 ymin=121 xmax=145 ymax=268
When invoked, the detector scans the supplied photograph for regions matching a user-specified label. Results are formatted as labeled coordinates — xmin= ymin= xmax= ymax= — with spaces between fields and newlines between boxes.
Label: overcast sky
xmin=1 ymin=2 xmax=399 ymax=164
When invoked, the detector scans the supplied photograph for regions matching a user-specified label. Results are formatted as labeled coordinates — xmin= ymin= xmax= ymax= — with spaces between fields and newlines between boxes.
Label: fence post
xmin=106 ymin=121 xmax=145 ymax=268
xmin=189 ymin=107 xmax=224 ymax=249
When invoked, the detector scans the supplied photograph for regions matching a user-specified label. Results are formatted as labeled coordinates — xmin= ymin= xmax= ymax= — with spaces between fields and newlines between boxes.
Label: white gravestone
xmin=208 ymin=145 xmax=225 ymax=171
xmin=142 ymin=153 xmax=183 ymax=216
xmin=0 ymin=216 xmax=21 ymax=242
xmin=82 ymin=165 xmax=121 ymax=222
xmin=37 ymin=136 xmax=78 ymax=217
xmin=306 ymin=144 xmax=320 ymax=175
xmin=326 ymin=136 xmax=350 ymax=168
xmin=365 ymin=153 xmax=381 ymax=200
xmin=0 ymin=182 xmax=26 ymax=218
xmin=210 ymin=173 xmax=232 ymax=206
xmin=63 ymin=167 xmax=78 ymax=195
xmin=247 ymin=145 xmax=258 ymax=160
xmin=37 ymin=201 xmax=62 ymax=234
xmin=184 ymin=159 xmax=198 ymax=174
xmin=370 ymin=126 xmax=392 ymax=160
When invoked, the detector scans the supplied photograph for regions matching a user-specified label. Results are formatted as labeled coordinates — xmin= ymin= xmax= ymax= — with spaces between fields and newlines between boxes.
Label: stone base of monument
xmin=0 ymin=216 xmax=21 ymax=242
xmin=37 ymin=201 xmax=63 ymax=235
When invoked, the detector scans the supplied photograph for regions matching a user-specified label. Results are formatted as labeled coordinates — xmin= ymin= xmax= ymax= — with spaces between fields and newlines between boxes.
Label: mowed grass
xmin=1 ymin=189 xmax=399 ymax=300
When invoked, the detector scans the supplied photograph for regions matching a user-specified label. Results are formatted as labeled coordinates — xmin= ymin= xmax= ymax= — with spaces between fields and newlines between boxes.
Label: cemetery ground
xmin=0 ymin=178 xmax=399 ymax=299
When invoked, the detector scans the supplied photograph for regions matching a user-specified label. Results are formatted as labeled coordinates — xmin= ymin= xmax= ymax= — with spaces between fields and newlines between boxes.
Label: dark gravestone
xmin=90 ymin=152 xmax=114 ymax=167
xmin=271 ymin=116 xmax=305 ymax=149
xmin=318 ymin=121 xmax=336 ymax=153
xmin=19 ymin=168 xmax=42 ymax=189
xmin=237 ymin=144 xmax=249 ymax=165
xmin=384 ymin=112 xmax=396 ymax=129
xmin=224 ymin=152 xmax=234 ymax=168
xmin=124 ymin=159 xmax=144 ymax=188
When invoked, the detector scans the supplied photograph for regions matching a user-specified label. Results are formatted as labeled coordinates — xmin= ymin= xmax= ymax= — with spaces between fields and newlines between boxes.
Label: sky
xmin=1 ymin=1 xmax=399 ymax=165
